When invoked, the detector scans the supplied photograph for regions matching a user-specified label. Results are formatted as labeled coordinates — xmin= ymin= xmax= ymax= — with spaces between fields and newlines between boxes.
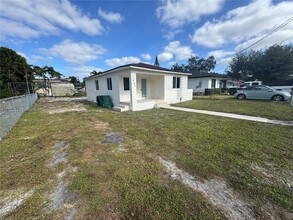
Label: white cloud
xmin=140 ymin=53 xmax=152 ymax=61
xmin=156 ymin=0 xmax=224 ymax=28
xmin=163 ymin=29 xmax=183 ymax=40
xmin=158 ymin=41 xmax=193 ymax=63
xmin=0 ymin=18 xmax=41 ymax=40
xmin=164 ymin=41 xmax=194 ymax=60
xmin=98 ymin=8 xmax=124 ymax=24
xmin=207 ymin=50 xmax=234 ymax=60
xmin=69 ymin=66 xmax=103 ymax=80
xmin=105 ymin=57 xmax=140 ymax=68
xmin=39 ymin=40 xmax=106 ymax=64
xmin=158 ymin=52 xmax=173 ymax=62
xmin=15 ymin=51 xmax=46 ymax=63
xmin=16 ymin=51 xmax=28 ymax=59
xmin=235 ymin=29 xmax=293 ymax=52
xmin=30 ymin=55 xmax=45 ymax=63
xmin=0 ymin=0 xmax=104 ymax=39
xmin=192 ymin=0 xmax=293 ymax=49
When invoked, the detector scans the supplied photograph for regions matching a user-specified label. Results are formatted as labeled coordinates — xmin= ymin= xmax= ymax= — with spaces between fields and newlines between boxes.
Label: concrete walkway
xmin=162 ymin=106 xmax=293 ymax=126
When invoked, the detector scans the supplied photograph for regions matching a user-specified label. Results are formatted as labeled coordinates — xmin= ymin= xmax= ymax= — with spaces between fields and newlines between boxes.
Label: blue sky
xmin=1 ymin=0 xmax=292 ymax=79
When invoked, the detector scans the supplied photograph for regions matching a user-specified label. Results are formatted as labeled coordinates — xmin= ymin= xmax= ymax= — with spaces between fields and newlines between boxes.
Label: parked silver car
xmin=234 ymin=85 xmax=291 ymax=101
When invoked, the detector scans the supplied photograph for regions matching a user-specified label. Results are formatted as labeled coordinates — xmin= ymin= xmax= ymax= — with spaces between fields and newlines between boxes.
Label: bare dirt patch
xmin=101 ymin=132 xmax=127 ymax=152
xmin=45 ymin=141 xmax=78 ymax=219
xmin=159 ymin=157 xmax=254 ymax=220
xmin=101 ymin=132 xmax=124 ymax=145
xmin=251 ymin=163 xmax=293 ymax=192
xmin=44 ymin=97 xmax=87 ymax=103
xmin=47 ymin=141 xmax=68 ymax=168
xmin=0 ymin=189 xmax=34 ymax=218
xmin=47 ymin=180 xmax=77 ymax=213
xmin=92 ymin=121 xmax=110 ymax=131
xmin=48 ymin=107 xmax=88 ymax=114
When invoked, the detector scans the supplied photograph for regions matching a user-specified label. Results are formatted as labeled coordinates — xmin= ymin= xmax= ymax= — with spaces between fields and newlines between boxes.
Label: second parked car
xmin=234 ymin=85 xmax=291 ymax=101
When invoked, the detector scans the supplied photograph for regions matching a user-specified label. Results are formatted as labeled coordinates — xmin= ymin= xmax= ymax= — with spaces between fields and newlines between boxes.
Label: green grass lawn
xmin=1 ymin=99 xmax=292 ymax=219
xmin=173 ymin=95 xmax=293 ymax=120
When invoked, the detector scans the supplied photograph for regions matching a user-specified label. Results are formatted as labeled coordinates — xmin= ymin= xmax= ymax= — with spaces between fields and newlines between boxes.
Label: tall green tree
xmin=0 ymin=46 xmax=33 ymax=97
xmin=171 ymin=55 xmax=216 ymax=72
xmin=226 ymin=45 xmax=293 ymax=83
xmin=68 ymin=76 xmax=80 ymax=87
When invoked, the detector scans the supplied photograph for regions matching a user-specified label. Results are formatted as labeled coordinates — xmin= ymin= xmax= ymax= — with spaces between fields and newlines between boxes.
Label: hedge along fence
xmin=204 ymin=88 xmax=222 ymax=95
xmin=0 ymin=94 xmax=38 ymax=140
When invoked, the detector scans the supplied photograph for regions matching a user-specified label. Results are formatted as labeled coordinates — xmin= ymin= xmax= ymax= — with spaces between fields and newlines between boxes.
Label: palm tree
xmin=32 ymin=65 xmax=62 ymax=96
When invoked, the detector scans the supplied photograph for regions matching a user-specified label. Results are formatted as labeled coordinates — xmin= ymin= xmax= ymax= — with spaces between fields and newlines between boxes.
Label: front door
xmin=141 ymin=79 xmax=147 ymax=98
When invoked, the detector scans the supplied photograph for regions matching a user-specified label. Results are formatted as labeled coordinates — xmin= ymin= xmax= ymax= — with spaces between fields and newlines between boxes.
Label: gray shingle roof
xmin=189 ymin=71 xmax=229 ymax=79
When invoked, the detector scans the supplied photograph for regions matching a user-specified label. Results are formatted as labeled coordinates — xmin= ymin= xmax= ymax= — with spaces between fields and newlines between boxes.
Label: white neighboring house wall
xmin=85 ymin=65 xmax=193 ymax=111
xmin=188 ymin=77 xmax=221 ymax=93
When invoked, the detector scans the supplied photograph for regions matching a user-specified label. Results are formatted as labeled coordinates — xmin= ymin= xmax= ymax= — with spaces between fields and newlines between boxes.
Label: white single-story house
xmin=84 ymin=63 xmax=193 ymax=111
xmin=188 ymin=71 xmax=231 ymax=94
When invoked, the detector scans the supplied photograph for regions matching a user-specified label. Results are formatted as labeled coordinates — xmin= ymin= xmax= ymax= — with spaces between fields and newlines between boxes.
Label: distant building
xmin=188 ymin=71 xmax=231 ymax=94
xmin=33 ymin=78 xmax=75 ymax=96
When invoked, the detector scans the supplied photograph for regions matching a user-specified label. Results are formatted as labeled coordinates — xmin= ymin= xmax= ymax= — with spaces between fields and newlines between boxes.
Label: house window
xmin=198 ymin=82 xmax=202 ymax=88
xmin=211 ymin=79 xmax=216 ymax=88
xmin=123 ymin=77 xmax=130 ymax=91
xmin=107 ymin=78 xmax=112 ymax=90
xmin=95 ymin=80 xmax=99 ymax=90
xmin=173 ymin=77 xmax=180 ymax=89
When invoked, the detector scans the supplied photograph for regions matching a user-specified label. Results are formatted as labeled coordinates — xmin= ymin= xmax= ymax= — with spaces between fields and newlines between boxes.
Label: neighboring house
xmin=188 ymin=71 xmax=231 ymax=93
xmin=84 ymin=63 xmax=193 ymax=111
xmin=34 ymin=79 xmax=75 ymax=96
xmin=51 ymin=83 xmax=75 ymax=96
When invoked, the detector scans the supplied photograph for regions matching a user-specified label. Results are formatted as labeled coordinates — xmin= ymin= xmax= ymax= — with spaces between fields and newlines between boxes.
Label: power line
xmin=216 ymin=16 xmax=293 ymax=66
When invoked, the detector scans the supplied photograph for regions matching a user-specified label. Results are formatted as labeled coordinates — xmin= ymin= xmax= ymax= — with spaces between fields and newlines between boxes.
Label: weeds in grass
xmin=0 ymin=99 xmax=292 ymax=219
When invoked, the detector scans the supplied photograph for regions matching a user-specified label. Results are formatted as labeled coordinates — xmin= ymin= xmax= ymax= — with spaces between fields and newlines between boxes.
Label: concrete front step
xmin=113 ymin=103 xmax=130 ymax=112
xmin=155 ymin=101 xmax=170 ymax=108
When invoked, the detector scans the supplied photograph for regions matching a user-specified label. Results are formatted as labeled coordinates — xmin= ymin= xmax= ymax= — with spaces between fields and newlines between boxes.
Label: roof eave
xmin=84 ymin=65 xmax=191 ymax=80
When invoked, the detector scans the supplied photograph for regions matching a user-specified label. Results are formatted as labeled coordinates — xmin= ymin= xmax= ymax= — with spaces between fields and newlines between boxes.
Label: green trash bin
xmin=102 ymin=95 xmax=113 ymax=108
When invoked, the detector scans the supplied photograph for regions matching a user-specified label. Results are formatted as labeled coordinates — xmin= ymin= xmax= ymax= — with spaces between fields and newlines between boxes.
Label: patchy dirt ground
xmin=251 ymin=163 xmax=293 ymax=192
xmin=0 ymin=189 xmax=34 ymax=218
xmin=159 ymin=157 xmax=254 ymax=220
xmin=46 ymin=141 xmax=78 ymax=219
xmin=1 ymin=97 xmax=292 ymax=219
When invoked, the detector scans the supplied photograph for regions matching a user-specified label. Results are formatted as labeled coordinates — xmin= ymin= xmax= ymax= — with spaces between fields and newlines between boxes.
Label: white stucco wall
xmin=164 ymin=75 xmax=192 ymax=104
xmin=119 ymin=73 xmax=131 ymax=102
xmin=150 ymin=76 xmax=164 ymax=99
xmin=85 ymin=71 xmax=121 ymax=106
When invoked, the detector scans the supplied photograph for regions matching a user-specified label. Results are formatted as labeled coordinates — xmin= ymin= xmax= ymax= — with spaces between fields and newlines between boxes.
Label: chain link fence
xmin=0 ymin=94 xmax=38 ymax=140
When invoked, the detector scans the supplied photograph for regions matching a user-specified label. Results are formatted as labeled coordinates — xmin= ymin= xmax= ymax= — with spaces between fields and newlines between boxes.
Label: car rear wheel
xmin=237 ymin=94 xmax=246 ymax=100
xmin=272 ymin=95 xmax=284 ymax=101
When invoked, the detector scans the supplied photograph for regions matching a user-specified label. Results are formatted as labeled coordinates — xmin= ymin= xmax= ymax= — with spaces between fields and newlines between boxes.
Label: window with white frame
xmin=95 ymin=80 xmax=99 ymax=90
xmin=172 ymin=77 xmax=180 ymax=89
xmin=123 ymin=77 xmax=130 ymax=90
xmin=107 ymin=78 xmax=112 ymax=90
